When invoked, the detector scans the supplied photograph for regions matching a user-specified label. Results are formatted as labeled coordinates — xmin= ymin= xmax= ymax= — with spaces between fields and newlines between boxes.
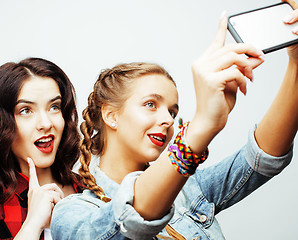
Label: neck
xmin=19 ymin=160 xmax=53 ymax=185
xmin=99 ymin=130 xmax=148 ymax=184
xmin=99 ymin=150 xmax=146 ymax=184
xmin=35 ymin=167 xmax=56 ymax=186
xmin=19 ymin=161 xmax=75 ymax=198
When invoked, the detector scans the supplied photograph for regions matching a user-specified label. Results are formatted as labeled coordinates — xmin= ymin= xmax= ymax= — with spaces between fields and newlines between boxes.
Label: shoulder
xmin=51 ymin=190 xmax=118 ymax=238
xmin=55 ymin=190 xmax=103 ymax=211
xmin=52 ymin=189 xmax=114 ymax=222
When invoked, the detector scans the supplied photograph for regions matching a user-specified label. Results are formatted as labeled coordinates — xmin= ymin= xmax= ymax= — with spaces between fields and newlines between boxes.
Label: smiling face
xmin=11 ymin=76 xmax=65 ymax=172
xmin=114 ymin=74 xmax=179 ymax=164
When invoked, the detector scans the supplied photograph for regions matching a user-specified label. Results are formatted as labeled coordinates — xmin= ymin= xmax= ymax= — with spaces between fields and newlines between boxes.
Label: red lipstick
xmin=34 ymin=135 xmax=55 ymax=153
xmin=148 ymin=133 xmax=166 ymax=147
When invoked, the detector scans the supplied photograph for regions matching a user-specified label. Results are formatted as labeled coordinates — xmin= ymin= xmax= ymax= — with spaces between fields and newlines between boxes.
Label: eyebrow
xmin=145 ymin=93 xmax=179 ymax=111
xmin=16 ymin=95 xmax=62 ymax=105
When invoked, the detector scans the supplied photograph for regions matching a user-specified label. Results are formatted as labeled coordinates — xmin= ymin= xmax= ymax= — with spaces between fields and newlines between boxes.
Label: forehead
xmin=18 ymin=76 xmax=60 ymax=100
xmin=130 ymin=74 xmax=178 ymax=101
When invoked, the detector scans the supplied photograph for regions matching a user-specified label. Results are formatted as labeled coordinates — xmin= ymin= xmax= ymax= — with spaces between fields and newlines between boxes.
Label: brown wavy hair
xmin=0 ymin=57 xmax=80 ymax=203
xmin=79 ymin=62 xmax=175 ymax=202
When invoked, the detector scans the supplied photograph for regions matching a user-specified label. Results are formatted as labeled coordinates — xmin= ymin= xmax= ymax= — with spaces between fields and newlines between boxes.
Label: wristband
xmin=168 ymin=119 xmax=209 ymax=177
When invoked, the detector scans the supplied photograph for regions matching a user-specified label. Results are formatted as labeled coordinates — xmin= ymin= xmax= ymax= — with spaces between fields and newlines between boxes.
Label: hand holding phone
xmin=228 ymin=2 xmax=298 ymax=54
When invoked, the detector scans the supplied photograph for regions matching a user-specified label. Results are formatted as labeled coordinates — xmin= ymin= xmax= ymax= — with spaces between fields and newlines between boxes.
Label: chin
xmin=33 ymin=157 xmax=55 ymax=169
xmin=146 ymin=152 xmax=163 ymax=163
xmin=34 ymin=163 xmax=54 ymax=169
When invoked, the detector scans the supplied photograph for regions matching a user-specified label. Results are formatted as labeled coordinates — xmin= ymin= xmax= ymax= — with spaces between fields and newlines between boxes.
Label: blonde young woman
xmin=51 ymin=4 xmax=298 ymax=240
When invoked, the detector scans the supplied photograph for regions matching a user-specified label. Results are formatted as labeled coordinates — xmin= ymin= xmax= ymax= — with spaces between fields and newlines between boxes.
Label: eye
xmin=19 ymin=107 xmax=32 ymax=115
xmin=169 ymin=110 xmax=177 ymax=119
xmin=145 ymin=101 xmax=156 ymax=109
xmin=50 ymin=103 xmax=61 ymax=112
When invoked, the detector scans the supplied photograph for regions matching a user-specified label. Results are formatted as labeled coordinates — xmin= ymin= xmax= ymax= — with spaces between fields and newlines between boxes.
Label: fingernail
xmin=220 ymin=10 xmax=227 ymax=20
xmin=283 ymin=14 xmax=294 ymax=23
xmin=292 ymin=25 xmax=298 ymax=34
xmin=257 ymin=49 xmax=264 ymax=56
xmin=27 ymin=157 xmax=32 ymax=163
xmin=259 ymin=54 xmax=266 ymax=61
xmin=242 ymin=87 xmax=247 ymax=96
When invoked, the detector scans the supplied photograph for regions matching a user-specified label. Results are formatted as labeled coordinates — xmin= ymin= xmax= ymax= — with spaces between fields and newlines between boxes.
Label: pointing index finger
xmin=27 ymin=157 xmax=40 ymax=189
xmin=213 ymin=11 xmax=228 ymax=47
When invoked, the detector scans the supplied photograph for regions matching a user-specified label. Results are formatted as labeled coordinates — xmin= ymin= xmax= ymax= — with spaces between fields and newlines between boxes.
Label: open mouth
xmin=148 ymin=133 xmax=166 ymax=147
xmin=34 ymin=135 xmax=55 ymax=153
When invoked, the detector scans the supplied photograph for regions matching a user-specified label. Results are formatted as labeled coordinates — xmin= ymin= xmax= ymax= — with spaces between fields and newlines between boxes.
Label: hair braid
xmin=79 ymin=93 xmax=110 ymax=202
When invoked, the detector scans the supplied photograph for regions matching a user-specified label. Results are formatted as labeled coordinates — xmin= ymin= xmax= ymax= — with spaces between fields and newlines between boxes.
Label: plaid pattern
xmin=0 ymin=172 xmax=83 ymax=240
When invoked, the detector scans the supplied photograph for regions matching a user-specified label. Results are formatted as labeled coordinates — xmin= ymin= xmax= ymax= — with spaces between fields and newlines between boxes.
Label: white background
xmin=0 ymin=0 xmax=297 ymax=239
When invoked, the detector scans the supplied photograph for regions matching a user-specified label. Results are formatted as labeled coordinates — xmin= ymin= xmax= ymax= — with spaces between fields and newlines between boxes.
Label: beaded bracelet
xmin=168 ymin=118 xmax=209 ymax=177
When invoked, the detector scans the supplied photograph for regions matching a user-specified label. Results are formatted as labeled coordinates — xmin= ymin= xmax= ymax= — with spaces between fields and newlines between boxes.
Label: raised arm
xmin=255 ymin=3 xmax=298 ymax=156
xmin=133 ymin=13 xmax=264 ymax=220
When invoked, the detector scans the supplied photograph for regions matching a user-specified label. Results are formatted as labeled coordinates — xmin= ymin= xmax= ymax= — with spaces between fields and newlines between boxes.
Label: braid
xmin=79 ymin=93 xmax=110 ymax=202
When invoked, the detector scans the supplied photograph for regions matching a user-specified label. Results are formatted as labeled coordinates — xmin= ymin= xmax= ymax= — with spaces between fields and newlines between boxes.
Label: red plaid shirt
xmin=0 ymin=172 xmax=83 ymax=240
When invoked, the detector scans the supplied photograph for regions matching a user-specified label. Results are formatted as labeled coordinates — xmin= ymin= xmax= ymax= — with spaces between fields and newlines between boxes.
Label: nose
xmin=36 ymin=111 xmax=53 ymax=131
xmin=159 ymin=108 xmax=175 ymax=127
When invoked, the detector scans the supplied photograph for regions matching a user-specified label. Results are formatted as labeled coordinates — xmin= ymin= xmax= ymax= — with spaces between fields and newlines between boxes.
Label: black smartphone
xmin=228 ymin=2 xmax=298 ymax=54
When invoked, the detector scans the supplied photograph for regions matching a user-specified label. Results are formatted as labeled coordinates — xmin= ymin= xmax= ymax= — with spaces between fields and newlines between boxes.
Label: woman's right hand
xmin=26 ymin=157 xmax=64 ymax=230
xmin=14 ymin=157 xmax=64 ymax=239
xmin=282 ymin=0 xmax=298 ymax=62
xmin=186 ymin=12 xmax=264 ymax=153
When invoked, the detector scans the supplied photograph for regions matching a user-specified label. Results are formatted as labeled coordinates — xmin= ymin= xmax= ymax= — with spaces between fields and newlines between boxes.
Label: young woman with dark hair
xmin=0 ymin=57 xmax=83 ymax=240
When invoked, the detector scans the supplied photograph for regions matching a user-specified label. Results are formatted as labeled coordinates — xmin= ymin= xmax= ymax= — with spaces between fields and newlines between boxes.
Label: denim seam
xmin=185 ymin=212 xmax=212 ymax=240
xmin=252 ymin=150 xmax=261 ymax=173
xmin=171 ymin=212 xmax=212 ymax=240
xmin=116 ymin=204 xmax=131 ymax=222
xmin=96 ymin=223 xmax=120 ymax=240
xmin=218 ymin=166 xmax=254 ymax=207
xmin=189 ymin=195 xmax=214 ymax=228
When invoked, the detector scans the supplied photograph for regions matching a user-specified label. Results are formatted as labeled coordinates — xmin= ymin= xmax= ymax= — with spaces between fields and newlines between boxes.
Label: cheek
xmin=124 ymin=107 xmax=152 ymax=128
xmin=11 ymin=134 xmax=20 ymax=152
xmin=55 ymin=115 xmax=65 ymax=136
xmin=60 ymin=119 xmax=65 ymax=133
xmin=12 ymin=121 xmax=29 ymax=147
xmin=165 ymin=126 xmax=174 ymax=146
xmin=132 ymin=107 xmax=148 ymax=121
xmin=11 ymin=129 xmax=29 ymax=159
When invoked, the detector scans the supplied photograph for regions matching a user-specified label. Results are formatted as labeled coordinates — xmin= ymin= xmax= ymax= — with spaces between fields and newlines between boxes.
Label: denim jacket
xmin=51 ymin=126 xmax=292 ymax=240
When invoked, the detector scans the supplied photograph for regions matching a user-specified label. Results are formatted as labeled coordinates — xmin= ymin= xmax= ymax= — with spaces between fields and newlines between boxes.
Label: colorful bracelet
xmin=168 ymin=119 xmax=209 ymax=177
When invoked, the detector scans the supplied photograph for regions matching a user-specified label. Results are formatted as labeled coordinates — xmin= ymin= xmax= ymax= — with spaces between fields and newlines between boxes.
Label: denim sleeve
xmin=51 ymin=172 xmax=174 ymax=240
xmin=113 ymin=172 xmax=174 ymax=239
xmin=195 ymin=125 xmax=293 ymax=214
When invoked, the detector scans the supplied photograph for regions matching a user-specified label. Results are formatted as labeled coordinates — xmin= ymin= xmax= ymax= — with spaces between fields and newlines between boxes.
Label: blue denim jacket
xmin=51 ymin=127 xmax=292 ymax=240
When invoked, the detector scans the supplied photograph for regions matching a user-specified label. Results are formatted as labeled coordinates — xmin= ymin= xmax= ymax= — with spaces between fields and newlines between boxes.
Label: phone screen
xmin=228 ymin=2 xmax=298 ymax=53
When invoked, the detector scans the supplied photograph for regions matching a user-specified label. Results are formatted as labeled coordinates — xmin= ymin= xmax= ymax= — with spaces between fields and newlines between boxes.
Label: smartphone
xmin=228 ymin=2 xmax=298 ymax=54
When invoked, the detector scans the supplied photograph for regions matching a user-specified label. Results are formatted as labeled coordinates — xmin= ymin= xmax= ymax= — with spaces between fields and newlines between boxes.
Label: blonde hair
xmin=79 ymin=62 xmax=175 ymax=201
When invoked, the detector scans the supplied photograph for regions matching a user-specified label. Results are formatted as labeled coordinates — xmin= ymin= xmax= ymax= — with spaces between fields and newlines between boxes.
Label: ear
xmin=101 ymin=104 xmax=118 ymax=129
